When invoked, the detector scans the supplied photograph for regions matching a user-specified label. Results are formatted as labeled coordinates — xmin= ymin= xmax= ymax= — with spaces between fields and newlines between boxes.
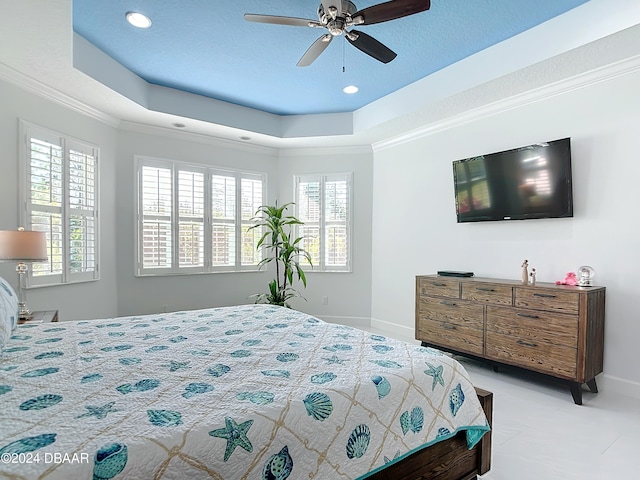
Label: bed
xmin=0 ymin=289 xmax=491 ymax=479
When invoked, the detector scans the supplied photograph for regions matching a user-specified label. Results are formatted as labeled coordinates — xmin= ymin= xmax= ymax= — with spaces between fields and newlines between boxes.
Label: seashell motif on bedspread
xmin=449 ymin=383 xmax=466 ymax=416
xmin=0 ymin=433 xmax=56 ymax=455
xmin=346 ymin=424 xmax=371 ymax=459
xmin=371 ymin=375 xmax=391 ymax=399
xmin=0 ymin=304 xmax=490 ymax=480
xmin=303 ymin=392 xmax=333 ymax=421
xmin=262 ymin=445 xmax=293 ymax=480
xmin=93 ymin=443 xmax=128 ymax=480
xmin=0 ymin=385 xmax=12 ymax=395
xmin=20 ymin=367 xmax=59 ymax=377
xmin=19 ymin=394 xmax=63 ymax=411
xmin=182 ymin=382 xmax=214 ymax=398
xmin=147 ymin=409 xmax=183 ymax=427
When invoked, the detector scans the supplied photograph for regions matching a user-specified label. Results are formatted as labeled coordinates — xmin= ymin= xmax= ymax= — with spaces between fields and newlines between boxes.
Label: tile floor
xmin=361 ymin=326 xmax=640 ymax=480
xmin=456 ymin=357 xmax=639 ymax=480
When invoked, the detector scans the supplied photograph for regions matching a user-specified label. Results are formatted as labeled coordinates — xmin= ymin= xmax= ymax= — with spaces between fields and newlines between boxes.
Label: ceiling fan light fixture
xmin=126 ymin=12 xmax=152 ymax=29
xmin=343 ymin=85 xmax=359 ymax=94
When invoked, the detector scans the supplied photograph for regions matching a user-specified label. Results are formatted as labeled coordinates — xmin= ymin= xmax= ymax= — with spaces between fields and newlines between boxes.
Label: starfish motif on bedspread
xmin=322 ymin=355 xmax=347 ymax=365
xmin=161 ymin=360 xmax=191 ymax=372
xmin=209 ymin=417 xmax=254 ymax=461
xmin=424 ymin=362 xmax=445 ymax=391
xmin=79 ymin=355 xmax=100 ymax=362
xmin=333 ymin=333 xmax=352 ymax=340
xmin=76 ymin=401 xmax=120 ymax=420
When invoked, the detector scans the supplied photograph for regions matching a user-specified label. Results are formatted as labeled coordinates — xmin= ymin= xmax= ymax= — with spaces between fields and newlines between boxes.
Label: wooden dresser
xmin=416 ymin=275 xmax=605 ymax=404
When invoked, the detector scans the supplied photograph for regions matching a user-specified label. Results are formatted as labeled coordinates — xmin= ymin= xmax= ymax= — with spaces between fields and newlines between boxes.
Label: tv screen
xmin=453 ymin=138 xmax=573 ymax=223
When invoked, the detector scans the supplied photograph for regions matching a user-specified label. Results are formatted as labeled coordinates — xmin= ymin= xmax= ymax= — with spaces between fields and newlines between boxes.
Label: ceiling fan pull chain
xmin=343 ymin=37 xmax=346 ymax=73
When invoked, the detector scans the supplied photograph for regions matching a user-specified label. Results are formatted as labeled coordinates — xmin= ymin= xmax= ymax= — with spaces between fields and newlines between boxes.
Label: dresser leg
xmin=569 ymin=382 xmax=583 ymax=405
xmin=586 ymin=378 xmax=598 ymax=393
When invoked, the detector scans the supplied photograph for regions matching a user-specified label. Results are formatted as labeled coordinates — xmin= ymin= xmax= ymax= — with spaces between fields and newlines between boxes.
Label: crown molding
xmin=0 ymin=62 xmax=120 ymax=128
xmin=372 ymin=53 xmax=640 ymax=152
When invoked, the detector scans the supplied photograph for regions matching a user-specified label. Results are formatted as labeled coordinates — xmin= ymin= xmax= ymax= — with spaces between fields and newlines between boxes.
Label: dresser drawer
xmin=514 ymin=288 xmax=579 ymax=314
xmin=487 ymin=306 xmax=578 ymax=349
xmin=418 ymin=296 xmax=484 ymax=329
xmin=417 ymin=317 xmax=484 ymax=356
xmin=486 ymin=331 xmax=577 ymax=379
xmin=461 ymin=282 xmax=512 ymax=306
xmin=417 ymin=277 xmax=460 ymax=298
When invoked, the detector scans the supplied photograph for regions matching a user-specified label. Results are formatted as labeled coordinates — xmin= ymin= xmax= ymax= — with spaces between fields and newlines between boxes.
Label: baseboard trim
xmin=370 ymin=317 xmax=417 ymax=344
xmin=316 ymin=315 xmax=371 ymax=330
xmin=600 ymin=374 xmax=640 ymax=401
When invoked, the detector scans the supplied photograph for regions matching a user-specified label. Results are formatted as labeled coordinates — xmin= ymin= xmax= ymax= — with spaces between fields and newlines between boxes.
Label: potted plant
xmin=249 ymin=202 xmax=312 ymax=308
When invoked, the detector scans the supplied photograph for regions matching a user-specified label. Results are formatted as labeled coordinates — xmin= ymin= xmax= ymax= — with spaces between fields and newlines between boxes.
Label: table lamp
xmin=0 ymin=227 xmax=48 ymax=319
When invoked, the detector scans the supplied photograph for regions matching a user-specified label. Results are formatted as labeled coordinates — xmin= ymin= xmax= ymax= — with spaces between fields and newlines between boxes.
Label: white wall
xmin=0 ymin=77 xmax=374 ymax=323
xmin=0 ymin=79 xmax=119 ymax=320
xmin=371 ymin=62 xmax=640 ymax=388
xmin=277 ymin=147 xmax=374 ymax=325
xmin=114 ymin=127 xmax=281 ymax=316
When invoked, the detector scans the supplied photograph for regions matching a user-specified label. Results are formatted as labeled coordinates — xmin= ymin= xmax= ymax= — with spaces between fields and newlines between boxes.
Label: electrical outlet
xmin=161 ymin=304 xmax=168 ymax=313
xmin=321 ymin=296 xmax=329 ymax=305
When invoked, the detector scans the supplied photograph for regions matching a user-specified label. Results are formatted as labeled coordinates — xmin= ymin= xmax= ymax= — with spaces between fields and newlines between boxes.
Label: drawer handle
xmin=517 ymin=313 xmax=540 ymax=319
xmin=441 ymin=323 xmax=457 ymax=330
xmin=533 ymin=293 xmax=557 ymax=298
xmin=517 ymin=339 xmax=538 ymax=347
xmin=440 ymin=301 xmax=457 ymax=307
xmin=431 ymin=282 xmax=448 ymax=287
xmin=476 ymin=287 xmax=495 ymax=292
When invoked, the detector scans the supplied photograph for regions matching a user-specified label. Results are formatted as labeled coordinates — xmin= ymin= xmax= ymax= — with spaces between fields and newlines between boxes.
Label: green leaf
xmin=249 ymin=202 xmax=310 ymax=308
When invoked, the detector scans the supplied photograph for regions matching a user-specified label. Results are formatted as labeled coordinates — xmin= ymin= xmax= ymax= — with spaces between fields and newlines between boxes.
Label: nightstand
xmin=18 ymin=310 xmax=59 ymax=324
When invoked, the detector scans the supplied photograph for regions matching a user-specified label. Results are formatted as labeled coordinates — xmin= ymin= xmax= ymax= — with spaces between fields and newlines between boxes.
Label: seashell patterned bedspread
xmin=0 ymin=304 xmax=489 ymax=479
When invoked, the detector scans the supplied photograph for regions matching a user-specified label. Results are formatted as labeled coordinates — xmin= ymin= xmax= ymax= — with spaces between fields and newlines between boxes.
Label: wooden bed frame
xmin=368 ymin=387 xmax=493 ymax=480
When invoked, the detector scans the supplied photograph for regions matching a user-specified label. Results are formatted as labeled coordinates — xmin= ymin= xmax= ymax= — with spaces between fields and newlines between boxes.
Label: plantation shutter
xmin=22 ymin=121 xmax=100 ymax=286
xmin=136 ymin=157 xmax=265 ymax=275
xmin=296 ymin=178 xmax=321 ymax=267
xmin=140 ymin=164 xmax=173 ymax=271
xmin=67 ymin=142 xmax=98 ymax=280
xmin=324 ymin=177 xmax=349 ymax=269
xmin=295 ymin=173 xmax=351 ymax=272
xmin=27 ymin=135 xmax=64 ymax=282
xmin=178 ymin=169 xmax=205 ymax=270
xmin=211 ymin=173 xmax=236 ymax=267
xmin=241 ymin=176 xmax=263 ymax=267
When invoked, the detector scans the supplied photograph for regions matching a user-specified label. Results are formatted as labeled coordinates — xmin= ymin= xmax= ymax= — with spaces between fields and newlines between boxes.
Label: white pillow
xmin=0 ymin=276 xmax=19 ymax=353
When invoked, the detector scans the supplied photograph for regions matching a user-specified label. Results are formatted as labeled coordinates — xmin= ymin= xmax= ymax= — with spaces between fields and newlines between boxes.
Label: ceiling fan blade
xmin=352 ymin=0 xmax=430 ymax=26
xmin=346 ymin=30 xmax=397 ymax=63
xmin=244 ymin=14 xmax=320 ymax=28
xmin=297 ymin=34 xmax=333 ymax=67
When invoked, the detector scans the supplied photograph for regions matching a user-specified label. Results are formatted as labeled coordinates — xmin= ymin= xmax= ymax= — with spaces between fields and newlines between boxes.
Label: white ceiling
xmin=1 ymin=0 xmax=640 ymax=149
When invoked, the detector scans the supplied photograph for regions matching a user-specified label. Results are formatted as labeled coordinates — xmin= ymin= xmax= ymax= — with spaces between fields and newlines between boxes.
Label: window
xmin=295 ymin=173 xmax=352 ymax=272
xmin=136 ymin=157 xmax=265 ymax=275
xmin=20 ymin=121 xmax=99 ymax=286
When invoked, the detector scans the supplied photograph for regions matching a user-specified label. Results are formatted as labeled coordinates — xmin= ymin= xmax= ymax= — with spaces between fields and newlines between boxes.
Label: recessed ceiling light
xmin=343 ymin=85 xmax=359 ymax=94
xmin=126 ymin=12 xmax=152 ymax=29
xmin=171 ymin=122 xmax=186 ymax=128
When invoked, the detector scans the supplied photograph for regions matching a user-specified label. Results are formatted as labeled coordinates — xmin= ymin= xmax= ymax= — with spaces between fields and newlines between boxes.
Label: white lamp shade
xmin=0 ymin=229 xmax=48 ymax=261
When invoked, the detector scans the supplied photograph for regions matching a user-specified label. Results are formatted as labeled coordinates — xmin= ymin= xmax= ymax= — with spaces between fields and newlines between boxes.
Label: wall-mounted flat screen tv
xmin=453 ymin=138 xmax=573 ymax=223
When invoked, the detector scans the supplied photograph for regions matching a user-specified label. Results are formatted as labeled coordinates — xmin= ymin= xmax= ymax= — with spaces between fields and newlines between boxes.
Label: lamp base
xmin=18 ymin=302 xmax=32 ymax=320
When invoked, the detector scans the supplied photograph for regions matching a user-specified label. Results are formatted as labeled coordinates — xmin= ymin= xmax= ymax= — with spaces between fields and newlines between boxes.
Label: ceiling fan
xmin=244 ymin=0 xmax=431 ymax=67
